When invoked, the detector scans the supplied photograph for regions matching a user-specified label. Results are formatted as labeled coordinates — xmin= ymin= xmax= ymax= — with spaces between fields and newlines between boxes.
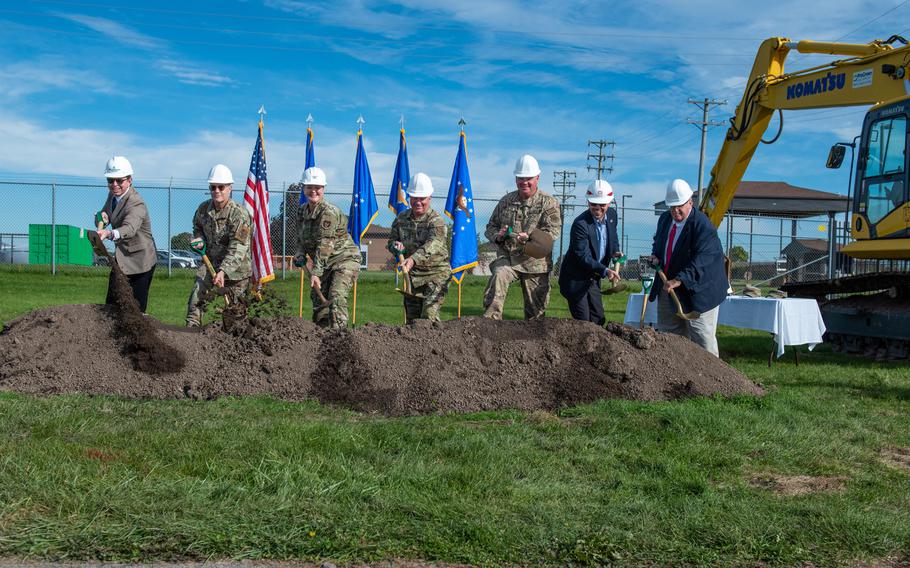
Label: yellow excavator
xmin=701 ymin=35 xmax=910 ymax=359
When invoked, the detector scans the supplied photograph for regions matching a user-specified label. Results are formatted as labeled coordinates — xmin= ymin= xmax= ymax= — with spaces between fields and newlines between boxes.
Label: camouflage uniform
xmin=387 ymin=208 xmax=451 ymax=323
xmin=483 ymin=189 xmax=561 ymax=319
xmin=185 ymin=199 xmax=252 ymax=327
xmin=296 ymin=200 xmax=361 ymax=329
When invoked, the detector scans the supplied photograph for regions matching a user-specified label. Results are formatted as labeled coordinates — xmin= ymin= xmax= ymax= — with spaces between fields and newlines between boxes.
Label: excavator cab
xmin=842 ymin=99 xmax=910 ymax=259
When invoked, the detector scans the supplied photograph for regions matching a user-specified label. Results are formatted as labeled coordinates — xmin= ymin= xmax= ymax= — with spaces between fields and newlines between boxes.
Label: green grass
xmin=0 ymin=264 xmax=574 ymax=326
xmin=0 ymin=265 xmax=909 ymax=566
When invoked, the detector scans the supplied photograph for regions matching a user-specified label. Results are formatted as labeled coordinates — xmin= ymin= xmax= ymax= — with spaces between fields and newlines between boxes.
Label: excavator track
xmin=781 ymin=273 xmax=910 ymax=360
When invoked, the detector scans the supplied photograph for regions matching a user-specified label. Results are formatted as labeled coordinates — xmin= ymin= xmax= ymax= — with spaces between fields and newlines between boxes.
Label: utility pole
xmin=552 ymin=170 xmax=577 ymax=270
xmin=687 ymin=98 xmax=726 ymax=207
xmin=586 ymin=139 xmax=615 ymax=179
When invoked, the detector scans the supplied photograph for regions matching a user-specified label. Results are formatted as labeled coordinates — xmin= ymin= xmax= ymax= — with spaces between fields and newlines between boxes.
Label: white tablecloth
xmin=623 ymin=293 xmax=827 ymax=358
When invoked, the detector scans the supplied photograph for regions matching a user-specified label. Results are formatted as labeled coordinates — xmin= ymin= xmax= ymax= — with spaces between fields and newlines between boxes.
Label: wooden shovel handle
xmin=656 ymin=268 xmax=687 ymax=317
xmin=639 ymin=290 xmax=649 ymax=330
xmin=202 ymin=254 xmax=217 ymax=279
xmin=304 ymin=254 xmax=330 ymax=306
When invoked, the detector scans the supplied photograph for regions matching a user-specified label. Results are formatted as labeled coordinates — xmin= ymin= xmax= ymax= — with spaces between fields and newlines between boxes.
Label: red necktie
xmin=665 ymin=223 xmax=677 ymax=267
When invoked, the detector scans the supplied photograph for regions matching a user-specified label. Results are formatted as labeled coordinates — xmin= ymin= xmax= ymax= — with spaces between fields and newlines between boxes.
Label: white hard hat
xmin=513 ymin=154 xmax=541 ymax=178
xmin=104 ymin=156 xmax=133 ymax=179
xmin=586 ymin=180 xmax=615 ymax=205
xmin=406 ymin=172 xmax=434 ymax=198
xmin=665 ymin=178 xmax=693 ymax=206
xmin=301 ymin=166 xmax=327 ymax=186
xmin=207 ymin=164 xmax=234 ymax=184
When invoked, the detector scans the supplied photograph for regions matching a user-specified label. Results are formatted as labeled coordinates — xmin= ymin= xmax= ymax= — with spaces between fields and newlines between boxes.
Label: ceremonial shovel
xmin=601 ymin=254 xmax=628 ymax=295
xmin=87 ymin=214 xmax=111 ymax=259
xmin=656 ymin=268 xmax=700 ymax=320
xmin=395 ymin=254 xmax=424 ymax=299
xmin=194 ymin=241 xmax=232 ymax=306
xmin=302 ymin=254 xmax=332 ymax=309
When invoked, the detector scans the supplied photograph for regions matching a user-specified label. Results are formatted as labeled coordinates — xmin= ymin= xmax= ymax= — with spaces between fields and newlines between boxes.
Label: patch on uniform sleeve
xmin=236 ymin=224 xmax=251 ymax=241
xmin=321 ymin=219 xmax=332 ymax=230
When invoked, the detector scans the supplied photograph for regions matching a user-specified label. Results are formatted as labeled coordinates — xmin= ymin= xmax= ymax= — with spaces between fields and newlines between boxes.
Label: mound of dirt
xmin=0 ymin=305 xmax=763 ymax=415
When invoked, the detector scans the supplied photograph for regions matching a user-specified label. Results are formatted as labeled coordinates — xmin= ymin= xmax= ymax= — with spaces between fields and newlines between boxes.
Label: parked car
xmin=172 ymin=249 xmax=202 ymax=267
xmin=156 ymin=250 xmax=196 ymax=269
xmin=0 ymin=244 xmax=28 ymax=264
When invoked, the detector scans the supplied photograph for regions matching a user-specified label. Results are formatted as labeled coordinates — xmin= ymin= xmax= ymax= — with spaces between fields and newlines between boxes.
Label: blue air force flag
xmin=444 ymin=131 xmax=478 ymax=282
xmin=388 ymin=128 xmax=410 ymax=215
xmin=298 ymin=127 xmax=316 ymax=205
xmin=347 ymin=130 xmax=379 ymax=246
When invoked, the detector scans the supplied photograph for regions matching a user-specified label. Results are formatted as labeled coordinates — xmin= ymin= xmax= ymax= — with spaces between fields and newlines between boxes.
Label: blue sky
xmin=1 ymin=0 xmax=907 ymax=217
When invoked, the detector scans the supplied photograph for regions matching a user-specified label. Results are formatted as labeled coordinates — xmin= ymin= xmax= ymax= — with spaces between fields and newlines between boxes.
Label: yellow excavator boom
xmin=700 ymin=36 xmax=910 ymax=227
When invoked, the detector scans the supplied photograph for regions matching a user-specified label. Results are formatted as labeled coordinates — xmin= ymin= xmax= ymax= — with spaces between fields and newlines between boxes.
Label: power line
xmin=552 ymin=170 xmax=577 ymax=269
xmin=25 ymin=0 xmax=771 ymax=41
xmin=688 ymin=98 xmax=727 ymax=205
xmin=586 ymin=140 xmax=615 ymax=179
xmin=835 ymin=0 xmax=910 ymax=41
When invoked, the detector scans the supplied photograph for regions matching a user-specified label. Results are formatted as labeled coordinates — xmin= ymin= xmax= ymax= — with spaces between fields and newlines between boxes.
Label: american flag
xmin=244 ymin=121 xmax=275 ymax=285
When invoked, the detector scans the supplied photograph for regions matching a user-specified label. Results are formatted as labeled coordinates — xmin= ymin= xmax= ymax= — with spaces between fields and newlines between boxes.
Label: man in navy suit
xmin=558 ymin=180 xmax=622 ymax=325
xmin=648 ymin=179 xmax=728 ymax=356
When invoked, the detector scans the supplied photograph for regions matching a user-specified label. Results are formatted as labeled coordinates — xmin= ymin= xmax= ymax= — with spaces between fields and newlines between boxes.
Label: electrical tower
xmin=687 ymin=98 xmax=727 ymax=206
xmin=586 ymin=139 xmax=615 ymax=179
xmin=553 ymin=170 xmax=577 ymax=270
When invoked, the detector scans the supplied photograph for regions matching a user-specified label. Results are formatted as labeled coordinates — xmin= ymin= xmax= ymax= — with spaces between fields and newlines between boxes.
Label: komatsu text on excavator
xmin=700 ymin=35 xmax=910 ymax=359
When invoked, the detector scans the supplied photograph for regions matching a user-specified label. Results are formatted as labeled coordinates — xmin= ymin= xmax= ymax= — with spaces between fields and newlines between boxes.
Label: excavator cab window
xmin=862 ymin=117 xmax=906 ymax=178
xmin=857 ymin=114 xmax=908 ymax=225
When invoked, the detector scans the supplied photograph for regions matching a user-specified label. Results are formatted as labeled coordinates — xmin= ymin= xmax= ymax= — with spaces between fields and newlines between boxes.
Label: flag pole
xmin=254 ymin=105 xmax=268 ymax=299
xmin=351 ymin=116 xmax=366 ymax=327
xmin=298 ymin=268 xmax=304 ymax=318
xmin=458 ymin=281 xmax=462 ymax=319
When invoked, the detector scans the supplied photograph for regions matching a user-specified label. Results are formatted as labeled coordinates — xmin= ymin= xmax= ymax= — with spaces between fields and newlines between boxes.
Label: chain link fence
xmin=1 ymin=179 xmax=902 ymax=286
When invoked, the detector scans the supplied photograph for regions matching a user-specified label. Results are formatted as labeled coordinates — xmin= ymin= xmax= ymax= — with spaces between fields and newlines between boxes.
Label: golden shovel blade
xmin=523 ymin=229 xmax=554 ymax=259
xmin=395 ymin=269 xmax=424 ymax=299
xmin=600 ymin=280 xmax=629 ymax=295
xmin=86 ymin=230 xmax=111 ymax=258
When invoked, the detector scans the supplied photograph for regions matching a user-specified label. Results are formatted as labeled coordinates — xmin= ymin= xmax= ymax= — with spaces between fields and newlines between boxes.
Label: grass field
xmin=1 ymin=265 xmax=909 ymax=567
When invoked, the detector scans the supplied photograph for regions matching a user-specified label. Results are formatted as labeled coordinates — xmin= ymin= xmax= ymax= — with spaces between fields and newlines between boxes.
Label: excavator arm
xmin=700 ymin=36 xmax=910 ymax=227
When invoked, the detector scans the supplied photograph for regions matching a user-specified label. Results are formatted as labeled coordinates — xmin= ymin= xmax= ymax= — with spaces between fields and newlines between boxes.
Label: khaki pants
xmin=656 ymin=287 xmax=720 ymax=357
xmin=483 ymin=258 xmax=550 ymax=320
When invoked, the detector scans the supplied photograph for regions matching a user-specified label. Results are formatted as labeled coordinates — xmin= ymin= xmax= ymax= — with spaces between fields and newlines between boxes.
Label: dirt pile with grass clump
xmin=0 ymin=304 xmax=763 ymax=415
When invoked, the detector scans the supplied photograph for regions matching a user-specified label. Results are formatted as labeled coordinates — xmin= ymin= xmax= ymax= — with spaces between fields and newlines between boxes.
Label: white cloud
xmin=58 ymin=14 xmax=165 ymax=50
xmin=0 ymin=59 xmax=110 ymax=98
xmin=156 ymin=60 xmax=236 ymax=87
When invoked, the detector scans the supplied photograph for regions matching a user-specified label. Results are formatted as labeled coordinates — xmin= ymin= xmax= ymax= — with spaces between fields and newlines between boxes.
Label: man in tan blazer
xmin=96 ymin=156 xmax=157 ymax=312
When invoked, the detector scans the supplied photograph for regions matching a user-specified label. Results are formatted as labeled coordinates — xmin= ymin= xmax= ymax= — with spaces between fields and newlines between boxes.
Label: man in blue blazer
xmin=648 ymin=179 xmax=728 ymax=356
xmin=558 ymin=180 xmax=622 ymax=325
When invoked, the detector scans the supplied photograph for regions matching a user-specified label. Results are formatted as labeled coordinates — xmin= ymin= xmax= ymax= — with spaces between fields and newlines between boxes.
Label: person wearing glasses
xmin=95 ymin=156 xmax=157 ymax=312
xmin=184 ymin=164 xmax=253 ymax=327
xmin=558 ymin=180 xmax=622 ymax=325
xmin=647 ymin=179 xmax=727 ymax=357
